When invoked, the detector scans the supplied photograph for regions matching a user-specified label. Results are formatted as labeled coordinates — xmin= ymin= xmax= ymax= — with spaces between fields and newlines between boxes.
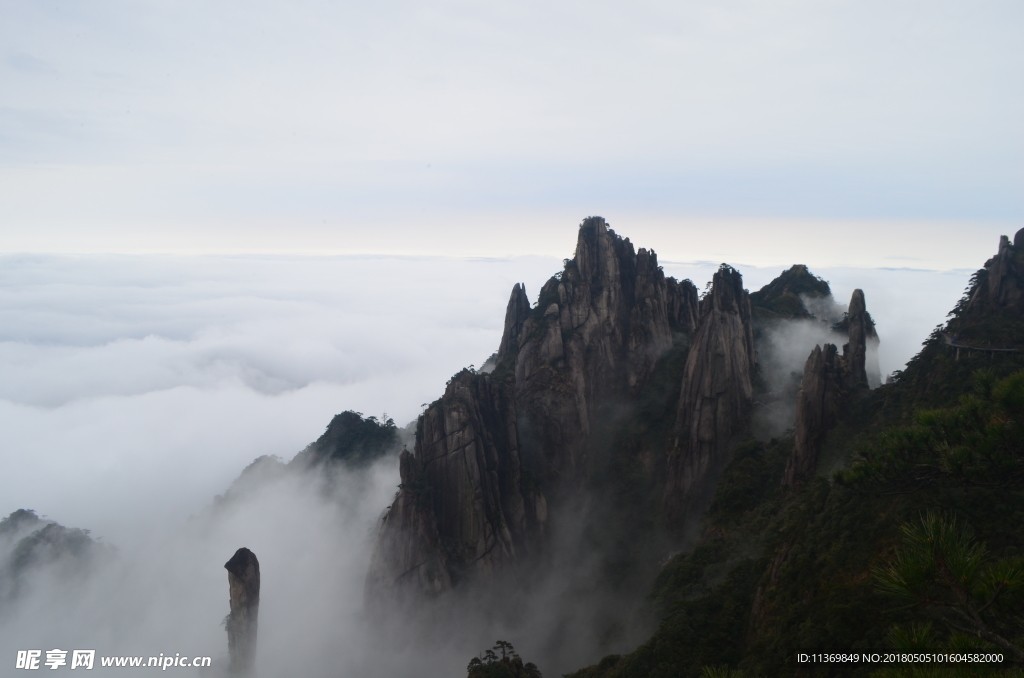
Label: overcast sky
xmin=2 ymin=0 xmax=1021 ymax=260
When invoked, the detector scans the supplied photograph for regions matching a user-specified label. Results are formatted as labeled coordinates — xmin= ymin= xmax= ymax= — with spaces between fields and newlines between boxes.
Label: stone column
xmin=225 ymin=548 xmax=260 ymax=676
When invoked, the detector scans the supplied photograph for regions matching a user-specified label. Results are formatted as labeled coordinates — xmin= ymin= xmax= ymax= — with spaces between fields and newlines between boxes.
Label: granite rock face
xmin=967 ymin=232 xmax=1024 ymax=313
xmin=784 ymin=343 xmax=843 ymax=487
xmin=663 ymin=265 xmax=756 ymax=520
xmin=784 ymin=288 xmax=882 ymax=486
xmin=366 ymin=371 xmax=545 ymax=597
xmin=666 ymin=277 xmax=700 ymax=335
xmin=364 ymin=220 xmax=891 ymax=599
xmin=225 ymin=547 xmax=260 ymax=677
xmin=368 ymin=217 xmax=692 ymax=596
xmin=514 ymin=217 xmax=677 ymax=488
xmin=842 ymin=289 xmax=881 ymax=390
xmin=365 ymin=450 xmax=452 ymax=599
xmin=368 ymin=218 xmax=885 ymax=599
xmin=498 ymin=283 xmax=532 ymax=364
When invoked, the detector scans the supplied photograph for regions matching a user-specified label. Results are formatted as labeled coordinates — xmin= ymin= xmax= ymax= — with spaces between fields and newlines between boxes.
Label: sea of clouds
xmin=0 ymin=252 xmax=974 ymax=675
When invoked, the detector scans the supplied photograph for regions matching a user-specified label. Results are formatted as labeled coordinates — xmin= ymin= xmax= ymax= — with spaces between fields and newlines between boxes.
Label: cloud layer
xmin=0 ymin=249 xmax=981 ymax=676
xmin=0 ymin=252 xmax=972 ymax=542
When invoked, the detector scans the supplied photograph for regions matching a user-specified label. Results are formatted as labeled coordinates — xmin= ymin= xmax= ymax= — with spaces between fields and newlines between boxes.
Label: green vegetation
xmin=873 ymin=513 xmax=1023 ymax=662
xmin=0 ymin=510 xmax=106 ymax=601
xmin=466 ymin=641 xmax=542 ymax=678
xmin=749 ymin=264 xmax=832 ymax=319
xmin=295 ymin=410 xmax=399 ymax=468
xmin=567 ymin=259 xmax=1024 ymax=678
xmin=838 ymin=371 xmax=1024 ymax=492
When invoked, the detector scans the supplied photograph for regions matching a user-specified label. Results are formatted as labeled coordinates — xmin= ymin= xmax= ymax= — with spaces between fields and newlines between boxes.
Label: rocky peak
xmin=841 ymin=289 xmax=880 ymax=390
xmin=497 ymin=283 xmax=531 ymax=365
xmin=784 ymin=343 xmax=843 ymax=487
xmin=785 ymin=289 xmax=882 ymax=485
xmin=366 ymin=370 xmax=546 ymax=599
xmin=664 ymin=265 xmax=756 ymax=521
xmin=289 ymin=410 xmax=400 ymax=469
xmin=514 ymin=217 xmax=676 ymax=487
xmin=627 ymin=247 xmax=674 ymax=389
xmin=666 ymin=277 xmax=700 ymax=335
xmin=750 ymin=264 xmax=832 ymax=319
xmin=966 ymin=230 xmax=1024 ymax=313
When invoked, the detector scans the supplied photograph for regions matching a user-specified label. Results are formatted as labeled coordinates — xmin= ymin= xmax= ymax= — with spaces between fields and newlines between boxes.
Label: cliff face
xmin=366 ymin=371 xmax=546 ymax=597
xmin=666 ymin=277 xmax=700 ymax=336
xmin=365 ymin=221 xmax=895 ymax=601
xmin=514 ymin=217 xmax=676 ymax=488
xmin=663 ymin=265 xmax=756 ymax=519
xmin=966 ymin=231 xmax=1024 ymax=314
xmin=365 ymin=450 xmax=452 ymax=598
xmin=784 ymin=288 xmax=881 ymax=486
xmin=368 ymin=219 xmax=881 ymax=600
xmin=497 ymin=283 xmax=532 ymax=364
xmin=368 ymin=217 xmax=694 ymax=597
xmin=843 ymin=289 xmax=880 ymax=390
xmin=784 ymin=343 xmax=843 ymax=487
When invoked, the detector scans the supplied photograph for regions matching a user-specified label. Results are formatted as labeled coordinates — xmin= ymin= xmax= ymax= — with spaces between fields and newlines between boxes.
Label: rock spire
xmin=966 ymin=231 xmax=1024 ymax=313
xmin=663 ymin=265 xmax=756 ymax=521
xmin=842 ymin=289 xmax=880 ymax=389
xmin=225 ymin=548 xmax=260 ymax=677
xmin=784 ymin=288 xmax=881 ymax=486
xmin=784 ymin=344 xmax=843 ymax=487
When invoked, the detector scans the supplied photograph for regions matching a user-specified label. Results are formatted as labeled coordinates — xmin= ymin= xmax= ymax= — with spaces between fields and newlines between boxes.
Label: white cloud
xmin=0 ymin=246 xmax=985 ymax=676
xmin=0 ymin=253 xmax=562 ymax=540
xmin=0 ymin=250 xmax=974 ymax=542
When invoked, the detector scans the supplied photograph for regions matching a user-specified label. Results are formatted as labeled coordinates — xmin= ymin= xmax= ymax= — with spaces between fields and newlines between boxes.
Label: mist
xmin=0 ymin=253 xmax=974 ymax=675
xmin=0 ymin=454 xmax=466 ymax=677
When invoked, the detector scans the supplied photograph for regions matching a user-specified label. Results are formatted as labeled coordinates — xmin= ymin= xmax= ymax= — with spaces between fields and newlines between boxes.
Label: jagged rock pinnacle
xmin=664 ymin=265 xmax=755 ymax=522
xmin=784 ymin=344 xmax=843 ymax=487
xmin=842 ymin=289 xmax=880 ymax=390
xmin=224 ymin=548 xmax=260 ymax=677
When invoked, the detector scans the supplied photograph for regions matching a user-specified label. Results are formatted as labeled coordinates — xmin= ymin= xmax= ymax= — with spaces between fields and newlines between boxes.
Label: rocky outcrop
xmin=368 ymin=217 xmax=695 ymax=599
xmin=784 ymin=344 xmax=843 ymax=487
xmin=666 ymin=277 xmax=700 ymax=335
xmin=497 ymin=283 xmax=531 ymax=365
xmin=842 ymin=289 xmax=880 ymax=390
xmin=1 ymin=510 xmax=107 ymax=602
xmin=966 ymin=231 xmax=1024 ymax=313
xmin=749 ymin=264 xmax=832 ymax=320
xmin=784 ymin=289 xmax=882 ymax=486
xmin=366 ymin=371 xmax=546 ymax=597
xmin=365 ymin=450 xmax=452 ymax=598
xmin=289 ymin=410 xmax=400 ymax=469
xmin=225 ymin=548 xmax=260 ymax=677
xmin=514 ymin=217 xmax=676 ymax=488
xmin=664 ymin=265 xmax=756 ymax=520
xmin=627 ymin=247 xmax=674 ymax=390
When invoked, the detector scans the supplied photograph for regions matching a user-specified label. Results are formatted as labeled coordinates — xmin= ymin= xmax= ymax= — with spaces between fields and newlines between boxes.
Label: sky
xmin=1 ymin=0 xmax=1021 ymax=258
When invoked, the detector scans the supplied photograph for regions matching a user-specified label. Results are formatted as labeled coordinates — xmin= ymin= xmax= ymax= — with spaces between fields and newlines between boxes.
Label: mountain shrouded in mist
xmin=365 ymin=218 xmax=885 ymax=605
xmin=4 ymin=219 xmax=1023 ymax=677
